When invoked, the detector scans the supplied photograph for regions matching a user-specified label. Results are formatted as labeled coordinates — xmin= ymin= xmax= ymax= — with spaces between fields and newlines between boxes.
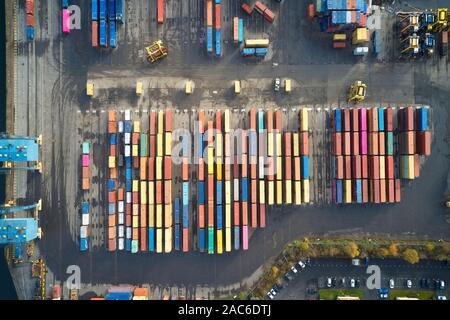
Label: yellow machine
xmin=285 ymin=79 xmax=292 ymax=92
xmin=347 ymin=81 xmax=367 ymax=103
xmin=145 ymin=40 xmax=168 ymax=63
xmin=234 ymin=80 xmax=241 ymax=94
xmin=86 ymin=82 xmax=94 ymax=96
xmin=185 ymin=80 xmax=193 ymax=95
xmin=428 ymin=8 xmax=448 ymax=32
xmin=136 ymin=81 xmax=144 ymax=95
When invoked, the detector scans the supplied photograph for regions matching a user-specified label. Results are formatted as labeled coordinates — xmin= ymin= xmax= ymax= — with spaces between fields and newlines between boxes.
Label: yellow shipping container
xmin=268 ymin=132 xmax=274 ymax=156
xmin=276 ymin=180 xmax=283 ymax=205
xmin=157 ymin=133 xmax=163 ymax=157
xmin=276 ymin=156 xmax=282 ymax=179
xmin=140 ymin=182 xmax=147 ymax=204
xmin=132 ymin=215 xmax=139 ymax=228
xmin=216 ymin=133 xmax=223 ymax=157
xmin=132 ymin=180 xmax=139 ymax=192
xmin=216 ymin=158 xmax=223 ymax=180
xmin=164 ymin=227 xmax=172 ymax=253
xmin=344 ymin=179 xmax=352 ymax=204
xmin=259 ymin=180 xmax=266 ymax=204
xmin=225 ymin=180 xmax=231 ymax=204
xmin=285 ymin=79 xmax=291 ymax=93
xmin=156 ymin=228 xmax=163 ymax=253
xmin=225 ymin=227 xmax=232 ymax=252
xmin=245 ymin=39 xmax=270 ymax=47
xmin=108 ymin=156 xmax=115 ymax=168
xmin=225 ymin=203 xmax=231 ymax=228
xmin=267 ymin=180 xmax=274 ymax=205
xmin=302 ymin=179 xmax=310 ymax=203
xmin=165 ymin=132 xmax=172 ymax=156
xmin=293 ymin=133 xmax=300 ymax=157
xmin=276 ymin=133 xmax=282 ymax=156
xmin=224 ymin=109 xmax=230 ymax=133
xmin=158 ymin=111 xmax=164 ymax=134
xmin=216 ymin=229 xmax=223 ymax=254
xmin=148 ymin=204 xmax=154 ymax=227
xmin=379 ymin=155 xmax=385 ymax=180
xmin=352 ymin=27 xmax=368 ymax=45
xmin=156 ymin=157 xmax=162 ymax=180
xmin=132 ymin=144 xmax=139 ymax=157
xmin=165 ymin=203 xmax=172 ymax=227
xmin=132 ymin=204 xmax=139 ymax=215
xmin=208 ymin=147 xmax=214 ymax=175
xmin=156 ymin=204 xmax=162 ymax=228
xmin=300 ymin=109 xmax=309 ymax=132
xmin=234 ymin=80 xmax=241 ymax=94
xmin=333 ymin=33 xmax=347 ymax=41
xmin=133 ymin=120 xmax=141 ymax=133
xmin=285 ymin=180 xmax=292 ymax=204
xmin=294 ymin=181 xmax=302 ymax=205
xmin=148 ymin=182 xmax=154 ymax=204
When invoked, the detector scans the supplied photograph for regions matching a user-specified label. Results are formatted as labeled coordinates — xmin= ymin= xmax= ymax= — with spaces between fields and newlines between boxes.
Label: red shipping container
xmin=362 ymin=179 xmax=369 ymax=203
xmin=132 ymin=132 xmax=139 ymax=145
xmin=395 ymin=179 xmax=401 ymax=202
xmin=198 ymin=204 xmax=205 ymax=228
xmin=372 ymin=179 xmax=380 ymax=204
xmin=361 ymin=155 xmax=368 ymax=178
xmin=351 ymin=108 xmax=359 ymax=132
xmin=343 ymin=109 xmax=351 ymax=132
xmin=208 ymin=175 xmax=214 ymax=200
xmin=344 ymin=156 xmax=351 ymax=180
xmin=126 ymin=213 xmax=131 ymax=226
xmin=285 ymin=157 xmax=292 ymax=180
xmin=108 ymin=239 xmax=116 ymax=251
xmin=401 ymin=131 xmax=416 ymax=154
xmin=108 ymin=121 xmax=117 ymax=133
xmin=387 ymin=179 xmax=395 ymax=203
xmin=343 ymin=132 xmax=351 ymax=155
xmin=126 ymin=203 xmax=132 ymax=216
xmin=208 ymin=201 xmax=214 ymax=225
xmin=150 ymin=111 xmax=157 ymax=135
xmin=386 ymin=156 xmax=394 ymax=179
xmin=405 ymin=107 xmax=414 ymax=131
xmin=207 ymin=121 xmax=214 ymax=145
xmin=378 ymin=132 xmax=385 ymax=155
xmin=285 ymin=133 xmax=292 ymax=157
xmin=414 ymin=154 xmax=420 ymax=178
xmin=132 ymin=228 xmax=139 ymax=240
xmin=182 ymin=158 xmax=189 ymax=181
xmin=333 ymin=132 xmax=342 ymax=155
xmin=133 ymin=192 xmax=139 ymax=204
xmin=92 ymin=21 xmax=99 ymax=47
xmin=266 ymin=109 xmax=273 ymax=132
xmin=26 ymin=13 xmax=34 ymax=26
xmin=369 ymin=107 xmax=378 ymax=132
xmin=156 ymin=181 xmax=162 ymax=203
xmin=369 ymin=132 xmax=378 ymax=155
xmin=333 ymin=41 xmax=346 ymax=49
xmin=385 ymin=108 xmax=393 ymax=131
xmin=275 ymin=110 xmax=282 ymax=130
xmin=417 ymin=131 xmax=431 ymax=155
xmin=233 ymin=156 xmax=240 ymax=177
xmin=108 ymin=191 xmax=116 ymax=203
xmin=249 ymin=109 xmax=257 ymax=130
xmin=164 ymin=180 xmax=172 ymax=204
xmin=118 ymin=188 xmax=124 ymax=201
xmin=241 ymin=3 xmax=253 ymax=15
xmin=164 ymin=156 xmax=172 ymax=180
xmin=148 ymin=157 xmax=155 ymax=180
xmin=26 ymin=0 xmax=34 ymax=15
xmin=198 ymin=158 xmax=205 ymax=181
xmin=352 ymin=155 xmax=361 ymax=179
xmin=263 ymin=9 xmax=275 ymax=23
xmin=379 ymin=179 xmax=386 ymax=203
xmin=182 ymin=228 xmax=189 ymax=252
xmin=165 ymin=109 xmax=172 ymax=132
xmin=140 ymin=228 xmax=147 ymax=251
xmin=370 ymin=156 xmax=380 ymax=179
xmin=109 ymin=168 xmax=117 ymax=179
xmin=294 ymin=157 xmax=301 ymax=180
xmin=301 ymin=132 xmax=309 ymax=155
xmin=215 ymin=111 xmax=222 ymax=131
xmin=157 ymin=0 xmax=165 ymax=24
xmin=198 ymin=111 xmax=205 ymax=133
xmin=254 ymin=1 xmax=267 ymax=14
xmin=352 ymin=132 xmax=359 ymax=155
xmin=234 ymin=202 xmax=240 ymax=225
xmin=258 ymin=204 xmax=265 ymax=228
xmin=149 ymin=135 xmax=155 ymax=157
xmin=215 ymin=4 xmax=221 ymax=29
xmin=241 ymin=130 xmax=248 ymax=154
xmin=251 ymin=179 xmax=257 ymax=203
xmin=110 ymin=144 xmax=116 ymax=157
xmin=140 ymin=206 xmax=147 ymax=226
xmin=251 ymin=202 xmax=257 ymax=228
xmin=133 ymin=157 xmax=139 ymax=169
xmin=335 ymin=156 xmax=344 ymax=179
xmin=242 ymin=202 xmax=248 ymax=225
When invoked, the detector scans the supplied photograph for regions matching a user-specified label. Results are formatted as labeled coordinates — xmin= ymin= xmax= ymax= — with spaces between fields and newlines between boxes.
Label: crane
xmin=0 ymin=134 xmax=42 ymax=173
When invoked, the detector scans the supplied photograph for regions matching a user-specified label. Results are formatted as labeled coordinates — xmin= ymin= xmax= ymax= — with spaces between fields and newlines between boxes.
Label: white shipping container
xmin=118 ymin=238 xmax=124 ymax=250
xmin=125 ymin=109 xmax=131 ymax=121
xmin=118 ymin=225 xmax=125 ymax=238
xmin=118 ymin=121 xmax=124 ymax=133
xmin=80 ymin=226 xmax=88 ymax=238
xmin=234 ymin=179 xmax=239 ymax=201
xmin=124 ymin=132 xmax=131 ymax=144
xmin=353 ymin=47 xmax=369 ymax=56
xmin=259 ymin=156 xmax=265 ymax=179
xmin=125 ymin=145 xmax=131 ymax=157
xmin=118 ymin=212 xmax=124 ymax=225
xmin=118 ymin=201 xmax=124 ymax=213
xmin=126 ymin=192 xmax=132 ymax=204
xmin=126 ymin=227 xmax=132 ymax=239
xmin=81 ymin=214 xmax=90 ymax=226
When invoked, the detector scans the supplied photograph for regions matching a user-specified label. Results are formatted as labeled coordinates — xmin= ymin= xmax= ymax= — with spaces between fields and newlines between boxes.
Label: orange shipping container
xmin=234 ymin=202 xmax=240 ymax=225
xmin=285 ymin=133 xmax=292 ymax=157
xmin=208 ymin=201 xmax=214 ymax=225
xmin=379 ymin=179 xmax=386 ymax=203
xmin=140 ymin=157 xmax=148 ymax=179
xmin=285 ymin=157 xmax=292 ymax=180
xmin=165 ymin=109 xmax=172 ymax=132
xmin=92 ymin=21 xmax=99 ymax=47
xmin=414 ymin=154 xmax=420 ymax=178
xmin=242 ymin=202 xmax=248 ymax=225
xmin=233 ymin=17 xmax=239 ymax=42
xmin=26 ymin=13 xmax=34 ymax=26
xmin=198 ymin=204 xmax=205 ymax=228
xmin=182 ymin=228 xmax=189 ymax=252
xmin=259 ymin=204 xmax=266 ymax=227
xmin=251 ymin=202 xmax=257 ymax=228
xmin=215 ymin=4 xmax=221 ymax=30
xmin=149 ymin=135 xmax=155 ymax=157
xmin=108 ymin=226 xmax=115 ymax=239
xmin=395 ymin=179 xmax=401 ymax=202
xmin=148 ymin=157 xmax=155 ymax=181
xmin=26 ymin=0 xmax=34 ymax=15
xmin=369 ymin=132 xmax=378 ymax=155
xmin=241 ymin=155 xmax=248 ymax=177
xmin=82 ymin=178 xmax=90 ymax=190
xmin=150 ymin=111 xmax=157 ymax=135
xmin=182 ymin=158 xmax=189 ymax=181
xmin=208 ymin=175 xmax=214 ymax=200
xmin=108 ymin=111 xmax=117 ymax=122
xmin=387 ymin=179 xmax=395 ymax=203
xmin=108 ymin=215 xmax=116 ymax=227
xmin=140 ymin=228 xmax=147 ymax=251
xmin=343 ymin=132 xmax=351 ymax=155
xmin=267 ymin=110 xmax=273 ymax=132
xmin=82 ymin=166 xmax=89 ymax=179
xmin=140 ymin=207 xmax=147 ymax=227
xmin=249 ymin=109 xmax=257 ymax=130
xmin=156 ymin=181 xmax=162 ymax=204
xmin=198 ymin=158 xmax=205 ymax=181
xmin=108 ymin=191 xmax=116 ymax=203
xmin=108 ymin=239 xmax=116 ymax=251
xmin=294 ymin=157 xmax=301 ymax=180
xmin=109 ymin=168 xmax=117 ymax=179
xmin=132 ymin=228 xmax=139 ymax=240
xmin=300 ymin=132 xmax=309 ymax=155
xmin=108 ymin=121 xmax=117 ymax=133
xmin=118 ymin=188 xmax=124 ymax=201
xmin=206 ymin=0 xmax=213 ymax=27
xmin=164 ymin=156 xmax=172 ymax=180
xmin=275 ymin=110 xmax=282 ymax=130
xmin=378 ymin=132 xmax=385 ymax=155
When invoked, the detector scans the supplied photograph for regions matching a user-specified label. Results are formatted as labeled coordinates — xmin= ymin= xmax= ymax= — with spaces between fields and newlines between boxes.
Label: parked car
xmin=406 ymin=279 xmax=412 ymax=288
xmin=274 ymin=78 xmax=281 ymax=92
xmin=436 ymin=280 xmax=445 ymax=290
xmin=389 ymin=279 xmax=395 ymax=289
xmin=378 ymin=288 xmax=389 ymax=299
xmin=297 ymin=260 xmax=306 ymax=269
xmin=291 ymin=266 xmax=298 ymax=274
xmin=326 ymin=277 xmax=332 ymax=288
xmin=437 ymin=295 xmax=447 ymax=300
xmin=350 ymin=278 xmax=356 ymax=288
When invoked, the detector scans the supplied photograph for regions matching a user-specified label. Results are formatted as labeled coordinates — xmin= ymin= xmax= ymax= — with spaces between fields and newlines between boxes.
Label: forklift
xmin=347 ymin=81 xmax=367 ymax=103
xmin=145 ymin=40 xmax=168 ymax=63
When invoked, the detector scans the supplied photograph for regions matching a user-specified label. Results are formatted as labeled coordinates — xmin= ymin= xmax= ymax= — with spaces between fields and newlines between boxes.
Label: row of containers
xmin=331 ymin=106 xmax=431 ymax=204
xmin=91 ymin=0 xmax=124 ymax=48
xmin=25 ymin=0 xmax=35 ymax=40
xmin=98 ymin=108 xmax=311 ymax=254
xmin=206 ymin=0 xmax=222 ymax=56
xmin=80 ymin=142 xmax=91 ymax=251
xmin=315 ymin=0 xmax=368 ymax=33
xmin=92 ymin=286 xmax=149 ymax=300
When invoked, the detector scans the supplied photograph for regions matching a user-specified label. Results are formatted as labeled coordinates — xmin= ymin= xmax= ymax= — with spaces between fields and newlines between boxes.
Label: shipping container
xmin=335 ymin=179 xmax=343 ymax=204
xmin=378 ymin=132 xmax=385 ymax=155
xmin=401 ymin=131 xmax=416 ymax=155
xmin=333 ymin=109 xmax=342 ymax=132
xmin=369 ymin=132 xmax=378 ymax=155
xmin=395 ymin=179 xmax=401 ymax=202
xmin=157 ymin=0 xmax=165 ymax=24
xmin=378 ymin=108 xmax=385 ymax=131
xmin=302 ymin=179 xmax=310 ymax=203
xmin=62 ymin=9 xmax=71 ymax=34
xmin=401 ymin=155 xmax=415 ymax=179
xmin=388 ymin=179 xmax=395 ymax=203
xmin=370 ymin=155 xmax=379 ymax=180
xmin=343 ymin=132 xmax=351 ymax=155
xmin=300 ymin=132 xmax=309 ymax=155
xmin=417 ymin=131 xmax=431 ymax=156
xmin=333 ymin=132 xmax=342 ymax=155
xmin=379 ymin=179 xmax=387 ymax=203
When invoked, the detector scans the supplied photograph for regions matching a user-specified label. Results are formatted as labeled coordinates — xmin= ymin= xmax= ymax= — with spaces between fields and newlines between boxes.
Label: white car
xmin=407 ymin=280 xmax=412 ymax=288
xmin=350 ymin=278 xmax=356 ymax=288
xmin=274 ymin=78 xmax=281 ymax=92
xmin=437 ymin=296 xmax=447 ymax=300
xmin=389 ymin=279 xmax=395 ymax=289
xmin=291 ymin=266 xmax=298 ymax=274
xmin=267 ymin=292 xmax=274 ymax=300
xmin=327 ymin=278 xmax=332 ymax=288
xmin=298 ymin=260 xmax=306 ymax=269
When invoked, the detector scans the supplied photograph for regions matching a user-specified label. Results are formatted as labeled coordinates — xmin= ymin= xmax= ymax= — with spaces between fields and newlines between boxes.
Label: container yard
xmin=3 ymin=0 xmax=450 ymax=301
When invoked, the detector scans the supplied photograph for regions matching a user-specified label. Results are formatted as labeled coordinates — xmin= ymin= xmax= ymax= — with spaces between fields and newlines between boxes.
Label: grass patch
xmin=319 ymin=289 xmax=364 ymax=300
xmin=389 ymin=290 xmax=435 ymax=300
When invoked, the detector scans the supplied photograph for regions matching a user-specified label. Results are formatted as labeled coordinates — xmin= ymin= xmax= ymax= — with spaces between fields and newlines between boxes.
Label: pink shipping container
xmin=242 ymin=225 xmax=249 ymax=250
xmin=82 ymin=155 xmax=90 ymax=167
xmin=414 ymin=154 xmax=420 ymax=178
xmin=359 ymin=108 xmax=367 ymax=131
xmin=360 ymin=131 xmax=367 ymax=155
xmin=62 ymin=9 xmax=70 ymax=34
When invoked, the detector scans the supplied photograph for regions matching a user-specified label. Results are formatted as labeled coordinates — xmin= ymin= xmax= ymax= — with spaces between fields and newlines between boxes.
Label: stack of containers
xmin=369 ymin=107 xmax=382 ymax=203
xmin=157 ymin=0 xmax=165 ymax=24
xmin=139 ymin=129 xmax=148 ymax=252
xmin=165 ymin=110 xmax=173 ymax=253
xmin=107 ymin=111 xmax=117 ymax=251
xmin=223 ymin=110 xmax=232 ymax=252
xmin=215 ymin=112 xmax=223 ymax=254
xmin=351 ymin=108 xmax=363 ymax=204
xmin=250 ymin=108 xmax=256 ymax=234
xmin=117 ymin=187 xmax=124 ymax=250
xmin=238 ymin=19 xmax=244 ymax=44
xmin=300 ymin=109 xmax=310 ymax=203
xmin=148 ymin=111 xmax=156 ymax=252
xmin=179 ymin=115 xmax=189 ymax=253
xmin=62 ymin=1 xmax=70 ymax=34
xmin=131 ymin=121 xmax=140 ymax=253
xmin=80 ymin=201 xmax=90 ymax=252
xmin=109 ymin=0 xmax=117 ymax=48
xmin=207 ymin=120 xmax=215 ymax=254
xmin=174 ymin=198 xmax=180 ymax=251
xmin=293 ymin=131 xmax=302 ymax=204
xmin=284 ymin=132 xmax=292 ymax=205
xmin=124 ymin=110 xmax=132 ymax=251
xmin=416 ymin=107 xmax=431 ymax=156
xmin=26 ymin=0 xmax=35 ymax=40
xmin=156 ymin=111 xmax=164 ymax=253
xmin=275 ymin=111 xmax=283 ymax=206
xmin=241 ymin=124 xmax=249 ymax=250
xmin=99 ymin=0 xmax=107 ymax=47
xmin=82 ymin=142 xmax=90 ymax=191
xmin=360 ymin=108 xmax=369 ymax=203
xmin=332 ymin=108 xmax=343 ymax=203
xmin=343 ymin=108 xmax=352 ymax=204
xmin=232 ymin=126 xmax=240 ymax=250
xmin=384 ymin=107 xmax=398 ymax=203
xmin=215 ymin=0 xmax=222 ymax=57
xmin=399 ymin=106 xmax=415 ymax=180
xmin=266 ymin=110 xmax=274 ymax=208
xmin=254 ymin=1 xmax=275 ymax=23
xmin=206 ymin=0 xmax=213 ymax=53
xmin=197 ymin=111 xmax=206 ymax=252
xmin=257 ymin=110 xmax=266 ymax=233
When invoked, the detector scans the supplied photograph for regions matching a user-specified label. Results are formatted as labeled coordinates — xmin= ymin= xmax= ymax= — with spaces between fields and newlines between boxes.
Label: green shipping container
xmin=140 ymin=134 xmax=148 ymax=156
xmin=208 ymin=227 xmax=214 ymax=254
xmin=386 ymin=132 xmax=394 ymax=156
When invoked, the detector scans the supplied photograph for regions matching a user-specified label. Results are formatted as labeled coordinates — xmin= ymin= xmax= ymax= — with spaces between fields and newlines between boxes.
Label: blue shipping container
xmin=82 ymin=202 xmax=90 ymax=214
xmin=241 ymin=178 xmax=248 ymax=202
xmin=174 ymin=198 xmax=180 ymax=224
xmin=417 ymin=107 xmax=428 ymax=131
xmin=207 ymin=27 xmax=213 ymax=53
xmin=108 ymin=179 xmax=115 ymax=191
xmin=116 ymin=0 xmax=124 ymax=22
xmin=216 ymin=181 xmax=222 ymax=205
xmin=99 ymin=19 xmax=107 ymax=47
xmin=92 ymin=0 xmax=98 ymax=21
xmin=216 ymin=205 xmax=223 ymax=229
xmin=198 ymin=182 xmax=205 ymax=205
xmin=125 ymin=157 xmax=132 ymax=168
xmin=125 ymin=168 xmax=132 ymax=180
xmin=255 ymin=48 xmax=268 ymax=56
xmin=109 ymin=0 xmax=115 ymax=20
xmin=242 ymin=48 xmax=255 ymax=56
xmin=182 ymin=182 xmax=189 ymax=206
xmin=125 ymin=180 xmax=132 ymax=192
xmin=336 ymin=179 xmax=343 ymax=204
xmin=27 ymin=26 xmax=34 ymax=40
xmin=355 ymin=179 xmax=362 ymax=203
xmin=109 ymin=21 xmax=116 ymax=48
xmin=302 ymin=156 xmax=309 ymax=179
xmin=80 ymin=237 xmax=88 ymax=251
xmin=238 ymin=19 xmax=244 ymax=43
xmin=62 ymin=0 xmax=69 ymax=9
xmin=124 ymin=120 xmax=132 ymax=133
xmin=334 ymin=109 xmax=342 ymax=132
xmin=125 ymin=238 xmax=131 ymax=251
xmin=378 ymin=108 xmax=384 ymax=131
xmin=105 ymin=292 xmax=132 ymax=300
xmin=215 ymin=29 xmax=221 ymax=56
xmin=199 ymin=228 xmax=205 ymax=252
xmin=215 ymin=0 xmax=221 ymax=4
xmin=148 ymin=228 xmax=155 ymax=251
xmin=110 ymin=133 xmax=117 ymax=145
xmin=258 ymin=111 xmax=264 ymax=131
xmin=175 ymin=225 xmax=180 ymax=251
xmin=234 ymin=226 xmax=240 ymax=250
xmin=99 ymin=0 xmax=107 ymax=20
xmin=108 ymin=203 xmax=115 ymax=214
xmin=372 ymin=30 xmax=381 ymax=54
xmin=183 ymin=205 xmax=189 ymax=228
